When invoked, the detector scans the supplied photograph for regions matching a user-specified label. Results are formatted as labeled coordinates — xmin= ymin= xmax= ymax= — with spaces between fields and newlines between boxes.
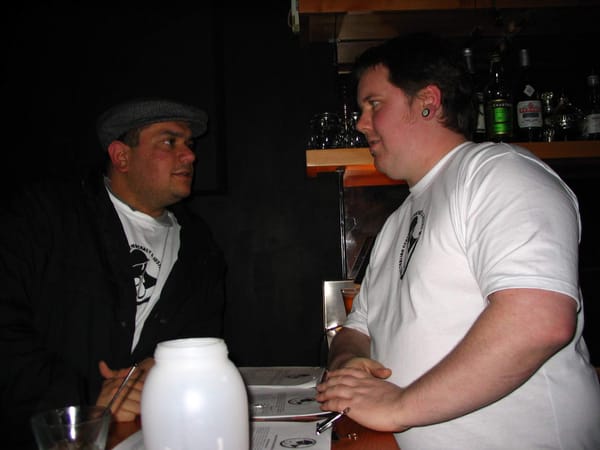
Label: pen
xmin=315 ymin=407 xmax=350 ymax=435
xmin=105 ymin=363 xmax=138 ymax=414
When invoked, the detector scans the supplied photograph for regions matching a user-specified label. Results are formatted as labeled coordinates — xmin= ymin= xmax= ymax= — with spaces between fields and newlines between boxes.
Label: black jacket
xmin=0 ymin=174 xmax=226 ymax=447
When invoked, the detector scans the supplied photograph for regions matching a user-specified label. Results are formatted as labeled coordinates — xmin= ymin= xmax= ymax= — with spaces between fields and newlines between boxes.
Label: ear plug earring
xmin=422 ymin=108 xmax=430 ymax=117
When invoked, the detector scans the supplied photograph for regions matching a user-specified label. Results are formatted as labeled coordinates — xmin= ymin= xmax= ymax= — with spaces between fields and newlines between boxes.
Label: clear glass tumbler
xmin=307 ymin=112 xmax=342 ymax=149
xmin=31 ymin=405 xmax=111 ymax=450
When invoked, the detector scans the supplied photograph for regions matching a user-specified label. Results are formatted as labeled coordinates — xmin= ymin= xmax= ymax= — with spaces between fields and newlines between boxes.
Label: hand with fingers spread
xmin=96 ymin=358 xmax=155 ymax=422
xmin=316 ymin=367 xmax=408 ymax=433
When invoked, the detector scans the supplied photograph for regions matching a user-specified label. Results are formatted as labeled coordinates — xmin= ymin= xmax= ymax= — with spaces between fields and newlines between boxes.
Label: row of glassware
xmin=307 ymin=111 xmax=368 ymax=149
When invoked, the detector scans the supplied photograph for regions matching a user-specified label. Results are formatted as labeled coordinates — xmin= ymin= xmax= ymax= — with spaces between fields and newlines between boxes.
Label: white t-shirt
xmin=344 ymin=141 xmax=600 ymax=449
xmin=106 ymin=184 xmax=180 ymax=351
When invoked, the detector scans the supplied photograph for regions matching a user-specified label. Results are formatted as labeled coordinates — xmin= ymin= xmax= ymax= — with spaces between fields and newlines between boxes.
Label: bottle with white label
xmin=581 ymin=73 xmax=600 ymax=140
xmin=514 ymin=49 xmax=543 ymax=142
xmin=141 ymin=338 xmax=249 ymax=450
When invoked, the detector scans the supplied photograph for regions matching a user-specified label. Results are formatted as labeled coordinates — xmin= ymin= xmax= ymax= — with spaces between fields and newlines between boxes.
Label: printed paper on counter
xmin=252 ymin=420 xmax=331 ymax=450
xmin=239 ymin=366 xmax=325 ymax=389
xmin=249 ymin=386 xmax=329 ymax=420
xmin=111 ymin=421 xmax=331 ymax=450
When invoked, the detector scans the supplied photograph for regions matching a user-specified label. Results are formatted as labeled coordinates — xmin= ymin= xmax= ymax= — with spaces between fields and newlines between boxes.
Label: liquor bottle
xmin=484 ymin=53 xmax=513 ymax=142
xmin=514 ymin=49 xmax=543 ymax=141
xmin=463 ymin=48 xmax=486 ymax=142
xmin=580 ymin=73 xmax=600 ymax=140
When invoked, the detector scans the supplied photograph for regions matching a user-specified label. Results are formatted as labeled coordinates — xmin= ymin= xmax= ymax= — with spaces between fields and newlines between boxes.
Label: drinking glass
xmin=307 ymin=112 xmax=342 ymax=149
xmin=344 ymin=111 xmax=368 ymax=148
xmin=31 ymin=405 xmax=111 ymax=450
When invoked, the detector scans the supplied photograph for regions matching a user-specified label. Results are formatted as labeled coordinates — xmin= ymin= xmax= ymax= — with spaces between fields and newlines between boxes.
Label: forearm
xmin=327 ymin=327 xmax=371 ymax=370
xmin=393 ymin=289 xmax=576 ymax=429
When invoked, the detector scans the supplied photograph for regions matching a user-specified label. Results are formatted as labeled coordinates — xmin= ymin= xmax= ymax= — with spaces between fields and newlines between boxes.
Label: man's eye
xmin=369 ymin=100 xmax=380 ymax=108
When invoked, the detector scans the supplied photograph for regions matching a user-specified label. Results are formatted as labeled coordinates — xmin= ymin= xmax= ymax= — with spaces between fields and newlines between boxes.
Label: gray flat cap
xmin=96 ymin=98 xmax=208 ymax=150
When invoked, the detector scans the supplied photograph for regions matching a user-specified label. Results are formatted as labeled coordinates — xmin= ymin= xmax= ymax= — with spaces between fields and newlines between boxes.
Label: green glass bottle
xmin=484 ymin=53 xmax=514 ymax=142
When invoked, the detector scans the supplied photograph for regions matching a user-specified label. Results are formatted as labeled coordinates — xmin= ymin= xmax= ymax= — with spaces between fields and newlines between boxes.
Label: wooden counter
xmin=333 ymin=416 xmax=400 ymax=449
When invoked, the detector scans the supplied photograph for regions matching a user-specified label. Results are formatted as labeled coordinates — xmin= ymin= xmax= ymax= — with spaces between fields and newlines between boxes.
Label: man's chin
xmin=171 ymin=186 xmax=192 ymax=203
xmin=178 ymin=189 xmax=192 ymax=200
xmin=375 ymin=162 xmax=402 ymax=182
xmin=373 ymin=160 xmax=388 ymax=177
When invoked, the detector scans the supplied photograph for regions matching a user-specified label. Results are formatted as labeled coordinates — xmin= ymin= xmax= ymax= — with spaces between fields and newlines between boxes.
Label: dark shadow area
xmin=1 ymin=3 xmax=598 ymax=366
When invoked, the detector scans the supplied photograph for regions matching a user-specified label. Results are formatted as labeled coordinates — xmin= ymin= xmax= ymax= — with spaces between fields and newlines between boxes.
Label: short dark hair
xmin=102 ymin=126 xmax=144 ymax=175
xmin=353 ymin=32 xmax=475 ymax=138
xmin=117 ymin=127 xmax=143 ymax=148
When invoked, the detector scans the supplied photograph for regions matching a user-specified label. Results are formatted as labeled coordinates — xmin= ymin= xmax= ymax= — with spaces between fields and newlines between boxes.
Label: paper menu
xmin=240 ymin=367 xmax=328 ymax=420
xmin=249 ymin=386 xmax=329 ymax=420
xmin=252 ymin=420 xmax=331 ymax=449
xmin=112 ymin=421 xmax=331 ymax=450
xmin=239 ymin=366 xmax=326 ymax=389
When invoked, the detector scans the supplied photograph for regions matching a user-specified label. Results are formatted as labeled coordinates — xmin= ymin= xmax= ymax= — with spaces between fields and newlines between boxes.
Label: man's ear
xmin=107 ymin=141 xmax=130 ymax=172
xmin=418 ymin=84 xmax=443 ymax=118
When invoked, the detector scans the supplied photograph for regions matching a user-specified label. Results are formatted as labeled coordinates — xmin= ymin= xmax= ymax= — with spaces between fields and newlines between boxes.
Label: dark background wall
xmin=0 ymin=3 xmax=343 ymax=367
xmin=1 ymin=3 xmax=598 ymax=366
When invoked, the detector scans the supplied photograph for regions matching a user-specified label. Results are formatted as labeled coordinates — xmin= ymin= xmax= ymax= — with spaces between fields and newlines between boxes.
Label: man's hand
xmin=95 ymin=358 xmax=155 ymax=422
xmin=316 ymin=367 xmax=407 ymax=432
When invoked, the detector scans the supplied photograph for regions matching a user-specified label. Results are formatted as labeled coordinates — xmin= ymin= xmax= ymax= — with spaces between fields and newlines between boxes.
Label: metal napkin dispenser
xmin=322 ymin=280 xmax=360 ymax=347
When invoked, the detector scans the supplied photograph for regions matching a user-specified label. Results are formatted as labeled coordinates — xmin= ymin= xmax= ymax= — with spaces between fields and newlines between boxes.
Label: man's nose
xmin=356 ymin=112 xmax=369 ymax=135
xmin=180 ymin=144 xmax=196 ymax=163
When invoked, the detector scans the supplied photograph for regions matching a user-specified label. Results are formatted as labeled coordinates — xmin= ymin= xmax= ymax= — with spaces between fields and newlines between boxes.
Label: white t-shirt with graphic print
xmin=106 ymin=184 xmax=180 ymax=351
xmin=344 ymin=141 xmax=600 ymax=449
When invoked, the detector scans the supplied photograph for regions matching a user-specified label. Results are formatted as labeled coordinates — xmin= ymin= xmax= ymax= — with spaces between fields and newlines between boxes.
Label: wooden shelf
xmin=298 ymin=0 xmax=597 ymax=13
xmin=299 ymin=0 xmax=475 ymax=13
xmin=297 ymin=1 xmax=600 ymax=70
xmin=306 ymin=141 xmax=600 ymax=187
xmin=306 ymin=148 xmax=402 ymax=187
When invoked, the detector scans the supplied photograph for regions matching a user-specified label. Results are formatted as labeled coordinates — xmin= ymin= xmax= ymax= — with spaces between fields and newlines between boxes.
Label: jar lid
xmin=154 ymin=337 xmax=228 ymax=360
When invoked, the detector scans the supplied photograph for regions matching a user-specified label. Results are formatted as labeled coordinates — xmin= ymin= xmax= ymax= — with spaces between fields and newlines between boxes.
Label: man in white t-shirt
xmin=94 ymin=98 xmax=223 ymax=419
xmin=316 ymin=33 xmax=600 ymax=449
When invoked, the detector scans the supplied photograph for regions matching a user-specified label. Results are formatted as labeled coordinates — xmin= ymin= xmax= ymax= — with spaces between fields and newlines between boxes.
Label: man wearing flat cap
xmin=0 ymin=98 xmax=226 ymax=448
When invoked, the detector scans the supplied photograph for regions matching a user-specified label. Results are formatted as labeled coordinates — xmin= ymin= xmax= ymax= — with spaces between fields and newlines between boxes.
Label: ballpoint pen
xmin=104 ymin=363 xmax=138 ymax=415
xmin=315 ymin=407 xmax=350 ymax=435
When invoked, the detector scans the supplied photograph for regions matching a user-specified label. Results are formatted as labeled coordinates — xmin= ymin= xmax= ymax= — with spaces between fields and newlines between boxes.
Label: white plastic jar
xmin=141 ymin=337 xmax=249 ymax=450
